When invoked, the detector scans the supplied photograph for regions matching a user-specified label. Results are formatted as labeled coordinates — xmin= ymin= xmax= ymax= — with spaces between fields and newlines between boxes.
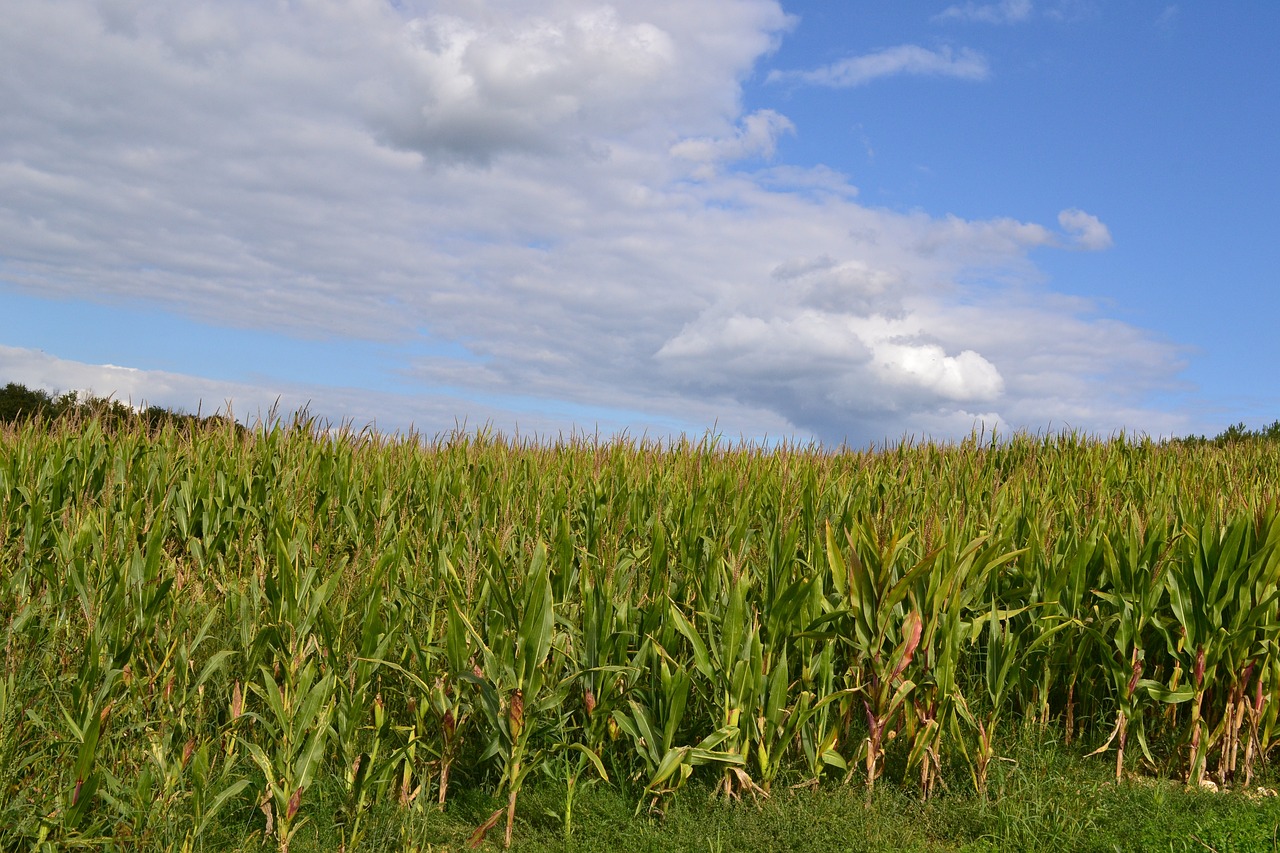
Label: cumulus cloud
xmin=933 ymin=0 xmax=1034 ymax=24
xmin=0 ymin=0 xmax=1183 ymax=445
xmin=369 ymin=7 xmax=678 ymax=163
xmin=768 ymin=44 xmax=990 ymax=88
xmin=871 ymin=343 xmax=1004 ymax=402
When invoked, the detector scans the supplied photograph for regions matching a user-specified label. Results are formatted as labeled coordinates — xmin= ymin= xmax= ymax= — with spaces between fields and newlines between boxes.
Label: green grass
xmin=192 ymin=735 xmax=1280 ymax=852
xmin=141 ymin=719 xmax=1280 ymax=852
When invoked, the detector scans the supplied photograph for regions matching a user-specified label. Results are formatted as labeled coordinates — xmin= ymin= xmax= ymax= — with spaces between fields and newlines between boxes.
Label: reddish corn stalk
xmin=1064 ymin=682 xmax=1076 ymax=746
xmin=1115 ymin=649 xmax=1143 ymax=781
xmin=1127 ymin=652 xmax=1143 ymax=697
xmin=286 ymin=787 xmax=302 ymax=822
xmin=509 ymin=689 xmax=524 ymax=742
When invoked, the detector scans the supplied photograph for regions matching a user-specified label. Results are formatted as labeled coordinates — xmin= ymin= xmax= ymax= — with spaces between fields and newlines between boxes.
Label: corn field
xmin=2 ymin=414 xmax=1280 ymax=850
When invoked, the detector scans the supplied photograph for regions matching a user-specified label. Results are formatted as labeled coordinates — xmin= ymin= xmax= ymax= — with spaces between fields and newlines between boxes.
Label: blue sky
xmin=1 ymin=1 xmax=1276 ymax=444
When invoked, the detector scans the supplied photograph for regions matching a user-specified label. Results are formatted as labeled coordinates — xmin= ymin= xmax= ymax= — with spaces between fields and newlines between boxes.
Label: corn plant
xmin=372 ymin=569 xmax=476 ymax=811
xmin=323 ymin=549 xmax=405 ymax=848
xmin=749 ymin=525 xmax=830 ymax=793
xmin=1085 ymin=523 xmax=1178 ymax=780
xmin=0 ymin=668 xmax=40 ymax=843
xmin=557 ymin=555 xmax=635 ymax=836
xmin=1024 ymin=529 xmax=1103 ymax=744
xmin=242 ymin=659 xmax=335 ymax=853
xmin=450 ymin=542 xmax=588 ymax=849
xmin=906 ymin=535 xmax=1017 ymax=798
xmin=823 ymin=521 xmax=934 ymax=794
xmin=795 ymin=643 xmax=849 ymax=789
xmin=963 ymin=597 xmax=1037 ymax=796
xmin=241 ymin=522 xmax=343 ymax=852
xmin=611 ymin=641 xmax=744 ymax=814
xmin=1162 ymin=516 xmax=1275 ymax=785
xmin=668 ymin=569 xmax=771 ymax=800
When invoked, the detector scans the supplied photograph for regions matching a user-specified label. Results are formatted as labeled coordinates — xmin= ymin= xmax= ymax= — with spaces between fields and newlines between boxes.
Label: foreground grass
xmin=210 ymin=737 xmax=1280 ymax=853
xmin=178 ymin=727 xmax=1279 ymax=852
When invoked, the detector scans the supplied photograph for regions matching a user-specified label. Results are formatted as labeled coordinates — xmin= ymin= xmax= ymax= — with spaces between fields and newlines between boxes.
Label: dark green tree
xmin=0 ymin=382 xmax=56 ymax=423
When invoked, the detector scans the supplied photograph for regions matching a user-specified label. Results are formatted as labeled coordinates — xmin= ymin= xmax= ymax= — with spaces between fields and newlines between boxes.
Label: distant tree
xmin=1215 ymin=422 xmax=1251 ymax=445
xmin=1211 ymin=420 xmax=1280 ymax=446
xmin=0 ymin=380 xmax=245 ymax=435
xmin=1172 ymin=419 xmax=1280 ymax=447
xmin=0 ymin=382 xmax=56 ymax=423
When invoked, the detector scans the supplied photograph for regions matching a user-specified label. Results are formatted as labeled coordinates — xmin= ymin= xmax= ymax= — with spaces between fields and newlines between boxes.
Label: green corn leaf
xmin=1139 ymin=680 xmax=1194 ymax=704
xmin=667 ymin=604 xmax=712 ymax=680
xmin=294 ymin=673 xmax=335 ymax=746
xmin=193 ymin=779 xmax=251 ymax=840
xmin=516 ymin=544 xmax=555 ymax=688
xmin=648 ymin=746 xmax=691 ymax=789
xmin=195 ymin=650 xmax=237 ymax=689
xmin=563 ymin=743 xmax=609 ymax=782
xmin=824 ymin=522 xmax=848 ymax=599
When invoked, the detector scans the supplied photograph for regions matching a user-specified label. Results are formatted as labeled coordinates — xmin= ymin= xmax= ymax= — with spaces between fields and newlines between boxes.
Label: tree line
xmin=0 ymin=381 xmax=242 ymax=433
xmin=2 ymin=378 xmax=1276 ymax=444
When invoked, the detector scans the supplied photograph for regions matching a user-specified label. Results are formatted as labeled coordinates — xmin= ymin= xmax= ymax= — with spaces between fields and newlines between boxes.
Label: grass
xmin=160 ymin=719 xmax=1280 ymax=852
xmin=191 ymin=733 xmax=1280 ymax=852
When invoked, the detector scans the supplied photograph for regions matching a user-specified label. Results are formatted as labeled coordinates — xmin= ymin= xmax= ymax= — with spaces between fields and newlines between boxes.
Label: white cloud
xmin=1058 ymin=208 xmax=1114 ymax=250
xmin=670 ymin=110 xmax=795 ymax=172
xmin=369 ymin=7 xmax=679 ymax=163
xmin=0 ymin=0 xmax=1183 ymax=445
xmin=871 ymin=343 xmax=1004 ymax=402
xmin=934 ymin=0 xmax=1034 ymax=24
xmin=767 ymin=44 xmax=990 ymax=88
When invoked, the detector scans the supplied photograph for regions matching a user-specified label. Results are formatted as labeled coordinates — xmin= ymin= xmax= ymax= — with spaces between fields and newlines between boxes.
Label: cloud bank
xmin=0 ymin=0 xmax=1186 ymax=444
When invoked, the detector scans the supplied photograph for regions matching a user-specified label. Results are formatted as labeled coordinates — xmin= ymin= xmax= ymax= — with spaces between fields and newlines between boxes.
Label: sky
xmin=2 ymin=0 xmax=1277 ymax=446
